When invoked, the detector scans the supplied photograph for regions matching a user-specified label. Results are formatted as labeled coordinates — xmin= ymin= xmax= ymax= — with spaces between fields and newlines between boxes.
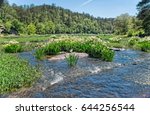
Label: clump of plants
xmin=0 ymin=53 xmax=40 ymax=94
xmin=65 ymin=53 xmax=79 ymax=67
xmin=43 ymin=42 xmax=61 ymax=55
xmin=86 ymin=42 xmax=114 ymax=62
xmin=35 ymin=38 xmax=115 ymax=62
xmin=139 ymin=41 xmax=150 ymax=52
xmin=35 ymin=48 xmax=45 ymax=60
xmin=4 ymin=43 xmax=23 ymax=53
xmin=128 ymin=38 xmax=139 ymax=47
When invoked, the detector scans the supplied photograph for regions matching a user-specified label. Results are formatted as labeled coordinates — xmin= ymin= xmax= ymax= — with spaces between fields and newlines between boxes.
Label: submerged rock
xmin=110 ymin=48 xmax=125 ymax=51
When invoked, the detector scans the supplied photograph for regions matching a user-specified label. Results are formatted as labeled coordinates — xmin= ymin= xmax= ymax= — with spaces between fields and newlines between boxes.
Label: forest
xmin=0 ymin=0 xmax=149 ymax=36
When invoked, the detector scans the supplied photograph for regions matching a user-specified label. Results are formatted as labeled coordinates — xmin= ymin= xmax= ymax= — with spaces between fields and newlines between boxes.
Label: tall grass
xmin=44 ymin=42 xmax=61 ymax=55
xmin=65 ymin=53 xmax=79 ymax=67
xmin=35 ymin=48 xmax=45 ymax=60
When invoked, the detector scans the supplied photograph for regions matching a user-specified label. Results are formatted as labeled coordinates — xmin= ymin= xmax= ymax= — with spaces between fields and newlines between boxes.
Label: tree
xmin=27 ymin=23 xmax=36 ymax=35
xmin=127 ymin=17 xmax=144 ymax=37
xmin=11 ymin=19 xmax=25 ymax=34
xmin=137 ymin=0 xmax=150 ymax=35
xmin=114 ymin=13 xmax=131 ymax=35
xmin=0 ymin=1 xmax=115 ymax=35
xmin=36 ymin=23 xmax=45 ymax=34
xmin=44 ymin=21 xmax=55 ymax=34
xmin=5 ymin=21 xmax=12 ymax=32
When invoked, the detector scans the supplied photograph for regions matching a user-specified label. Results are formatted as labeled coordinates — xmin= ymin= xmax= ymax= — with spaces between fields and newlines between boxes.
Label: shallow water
xmin=2 ymin=50 xmax=150 ymax=98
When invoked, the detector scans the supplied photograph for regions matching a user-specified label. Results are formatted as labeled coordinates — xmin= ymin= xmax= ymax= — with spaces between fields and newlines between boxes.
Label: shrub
xmin=4 ymin=44 xmax=23 ymax=53
xmin=65 ymin=53 xmax=79 ymax=67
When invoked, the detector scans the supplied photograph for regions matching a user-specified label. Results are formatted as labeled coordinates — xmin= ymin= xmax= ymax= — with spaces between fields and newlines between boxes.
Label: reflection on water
xmin=3 ymin=50 xmax=150 ymax=98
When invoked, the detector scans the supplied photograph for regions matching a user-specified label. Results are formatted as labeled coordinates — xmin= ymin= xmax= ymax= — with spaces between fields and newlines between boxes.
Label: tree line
xmin=0 ymin=0 xmax=150 ymax=36
xmin=0 ymin=0 xmax=114 ymax=35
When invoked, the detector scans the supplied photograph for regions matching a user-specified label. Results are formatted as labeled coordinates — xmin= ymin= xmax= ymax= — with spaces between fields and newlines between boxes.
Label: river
xmin=2 ymin=49 xmax=150 ymax=98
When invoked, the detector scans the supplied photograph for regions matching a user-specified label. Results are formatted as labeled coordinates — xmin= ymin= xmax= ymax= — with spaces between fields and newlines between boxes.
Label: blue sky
xmin=8 ymin=0 xmax=141 ymax=18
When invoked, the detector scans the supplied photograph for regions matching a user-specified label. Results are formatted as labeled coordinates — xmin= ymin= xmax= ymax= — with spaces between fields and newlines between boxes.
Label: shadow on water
xmin=2 ymin=49 xmax=150 ymax=98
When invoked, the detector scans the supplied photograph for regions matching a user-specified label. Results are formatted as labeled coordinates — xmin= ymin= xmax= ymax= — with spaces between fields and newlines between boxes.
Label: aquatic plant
xmin=65 ymin=53 xmax=79 ymax=67
xmin=44 ymin=42 xmax=61 ymax=55
xmin=35 ymin=48 xmax=45 ymax=60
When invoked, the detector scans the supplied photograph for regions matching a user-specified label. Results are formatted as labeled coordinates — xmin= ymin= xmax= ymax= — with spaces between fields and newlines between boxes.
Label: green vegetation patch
xmin=0 ymin=35 xmax=52 ymax=45
xmin=35 ymin=38 xmax=115 ymax=62
xmin=65 ymin=53 xmax=79 ymax=67
xmin=128 ymin=38 xmax=139 ymax=47
xmin=139 ymin=41 xmax=150 ymax=52
xmin=4 ymin=44 xmax=23 ymax=53
xmin=44 ymin=42 xmax=61 ymax=55
xmin=0 ymin=53 xmax=40 ymax=94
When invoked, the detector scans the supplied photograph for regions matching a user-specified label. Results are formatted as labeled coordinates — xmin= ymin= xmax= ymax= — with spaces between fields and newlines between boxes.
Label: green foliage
xmin=59 ymin=41 xmax=74 ymax=52
xmin=127 ymin=18 xmax=145 ymax=37
xmin=27 ymin=23 xmax=36 ymax=35
xmin=97 ymin=34 xmax=115 ymax=40
xmin=101 ymin=47 xmax=115 ymax=62
xmin=36 ymin=23 xmax=45 ymax=34
xmin=0 ymin=52 xmax=40 ymax=94
xmin=44 ymin=21 xmax=55 ymax=34
xmin=137 ymin=0 xmax=150 ymax=35
xmin=0 ymin=1 xmax=114 ymax=35
xmin=11 ymin=19 xmax=25 ymax=34
xmin=4 ymin=44 xmax=23 ymax=53
xmin=114 ymin=13 xmax=144 ymax=36
xmin=65 ymin=53 xmax=79 ymax=67
xmin=37 ymin=38 xmax=115 ymax=62
xmin=0 ymin=35 xmax=52 ymax=44
xmin=114 ymin=13 xmax=130 ymax=35
xmin=43 ymin=42 xmax=61 ymax=55
xmin=86 ymin=42 xmax=114 ymax=62
xmin=35 ymin=48 xmax=45 ymax=60
xmin=5 ymin=21 xmax=12 ymax=32
xmin=139 ymin=41 xmax=150 ymax=52
xmin=128 ymin=38 xmax=139 ymax=46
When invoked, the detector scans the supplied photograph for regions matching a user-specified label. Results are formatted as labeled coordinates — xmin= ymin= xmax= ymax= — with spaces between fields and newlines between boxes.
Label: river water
xmin=2 ymin=50 xmax=150 ymax=98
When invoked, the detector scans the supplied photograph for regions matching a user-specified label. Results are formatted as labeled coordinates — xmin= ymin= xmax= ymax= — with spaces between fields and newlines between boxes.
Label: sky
xmin=8 ymin=0 xmax=141 ymax=18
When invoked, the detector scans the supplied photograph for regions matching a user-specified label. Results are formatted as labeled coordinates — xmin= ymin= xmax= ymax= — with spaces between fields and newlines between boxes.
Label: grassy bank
xmin=0 ymin=52 xmax=40 ymax=94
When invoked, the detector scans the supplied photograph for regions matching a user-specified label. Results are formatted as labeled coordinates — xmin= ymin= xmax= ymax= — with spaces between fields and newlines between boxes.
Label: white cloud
xmin=81 ymin=0 xmax=94 ymax=7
